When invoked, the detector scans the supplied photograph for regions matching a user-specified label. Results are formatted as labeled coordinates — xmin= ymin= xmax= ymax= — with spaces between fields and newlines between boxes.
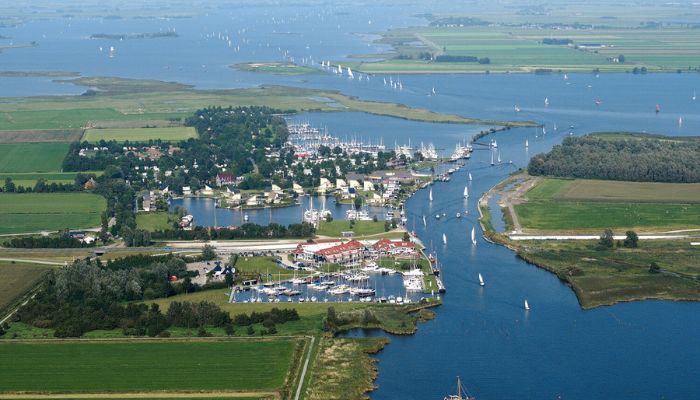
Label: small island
xmin=90 ymin=31 xmax=178 ymax=40
xmin=234 ymin=62 xmax=320 ymax=75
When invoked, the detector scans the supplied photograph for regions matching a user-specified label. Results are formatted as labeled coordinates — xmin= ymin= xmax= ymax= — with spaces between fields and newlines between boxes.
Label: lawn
xmin=83 ymin=126 xmax=198 ymax=142
xmin=0 ymin=339 xmax=298 ymax=393
xmin=0 ymin=108 xmax=124 ymax=130
xmin=316 ymin=220 xmax=389 ymax=238
xmin=0 ymin=193 xmax=106 ymax=234
xmin=515 ymin=178 xmax=700 ymax=232
xmin=0 ymin=142 xmax=70 ymax=173
xmin=234 ymin=256 xmax=302 ymax=282
xmin=0 ymin=261 xmax=53 ymax=312
xmin=136 ymin=212 xmax=176 ymax=231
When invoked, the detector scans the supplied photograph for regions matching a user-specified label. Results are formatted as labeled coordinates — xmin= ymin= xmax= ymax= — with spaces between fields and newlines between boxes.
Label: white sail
xmin=679 ymin=116 xmax=683 ymax=127
xmin=442 ymin=233 xmax=447 ymax=245
xmin=497 ymin=150 xmax=501 ymax=164
xmin=524 ymin=300 xmax=530 ymax=310
xmin=471 ymin=227 xmax=476 ymax=245
xmin=422 ymin=215 xmax=427 ymax=226
xmin=429 ymin=188 xmax=433 ymax=202
xmin=432 ymin=87 xmax=436 ymax=95
xmin=479 ymin=273 xmax=484 ymax=286
xmin=463 ymin=186 xmax=469 ymax=198
xmin=544 ymin=97 xmax=549 ymax=106
xmin=468 ymin=172 xmax=472 ymax=181
xmin=347 ymin=67 xmax=354 ymax=79
xmin=525 ymin=139 xmax=529 ymax=148
xmin=490 ymin=150 xmax=494 ymax=166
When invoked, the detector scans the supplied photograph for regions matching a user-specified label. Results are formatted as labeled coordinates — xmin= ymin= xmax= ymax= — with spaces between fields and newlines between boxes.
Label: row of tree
xmin=528 ymin=135 xmax=700 ymax=182
xmin=150 ymin=222 xmax=316 ymax=241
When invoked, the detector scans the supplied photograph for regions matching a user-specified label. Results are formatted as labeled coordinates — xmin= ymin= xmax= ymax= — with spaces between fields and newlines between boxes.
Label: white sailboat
xmin=478 ymin=273 xmax=485 ymax=287
xmin=442 ymin=233 xmax=447 ymax=245
xmin=490 ymin=150 xmax=494 ymax=166
xmin=544 ymin=97 xmax=549 ymax=107
xmin=693 ymin=90 xmax=697 ymax=101
xmin=422 ymin=215 xmax=427 ymax=227
xmin=514 ymin=105 xmax=520 ymax=113
xmin=679 ymin=116 xmax=683 ymax=127
xmin=497 ymin=150 xmax=501 ymax=164
xmin=468 ymin=172 xmax=472 ymax=181
xmin=471 ymin=227 xmax=476 ymax=245
xmin=463 ymin=186 xmax=469 ymax=199
xmin=525 ymin=139 xmax=529 ymax=148
xmin=347 ymin=67 xmax=354 ymax=79
xmin=524 ymin=299 xmax=530 ymax=310
xmin=429 ymin=187 xmax=433 ymax=202
xmin=432 ymin=87 xmax=436 ymax=95
xmin=563 ymin=73 xmax=568 ymax=80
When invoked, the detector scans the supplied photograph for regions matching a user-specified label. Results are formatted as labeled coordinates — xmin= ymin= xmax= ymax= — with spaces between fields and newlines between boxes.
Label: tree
xmin=618 ymin=54 xmax=625 ymax=63
xmin=599 ymin=229 xmax=614 ymax=248
xmin=623 ymin=231 xmax=639 ymax=248
xmin=224 ymin=324 xmax=235 ymax=336
xmin=649 ymin=262 xmax=660 ymax=273
xmin=224 ymin=272 xmax=234 ymax=287
xmin=402 ymin=232 xmax=411 ymax=242
xmin=201 ymin=244 xmax=217 ymax=261
xmin=3 ymin=178 xmax=15 ymax=193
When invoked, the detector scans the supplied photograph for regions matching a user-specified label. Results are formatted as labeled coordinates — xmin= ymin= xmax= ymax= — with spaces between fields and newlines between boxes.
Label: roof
xmin=317 ymin=240 xmax=366 ymax=257
xmin=373 ymin=238 xmax=415 ymax=250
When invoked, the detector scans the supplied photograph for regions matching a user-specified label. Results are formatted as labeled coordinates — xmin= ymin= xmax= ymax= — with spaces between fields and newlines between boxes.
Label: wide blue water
xmin=2 ymin=5 xmax=700 ymax=399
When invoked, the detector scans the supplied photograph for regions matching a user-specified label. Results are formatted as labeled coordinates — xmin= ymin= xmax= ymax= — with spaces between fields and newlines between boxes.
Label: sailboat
xmin=563 ymin=73 xmax=568 ymax=80
xmin=693 ymin=90 xmax=697 ymax=101
xmin=468 ymin=172 xmax=472 ymax=181
xmin=463 ymin=186 xmax=469 ymax=199
xmin=525 ymin=139 xmax=529 ymax=148
xmin=471 ymin=227 xmax=477 ymax=245
xmin=422 ymin=215 xmax=427 ymax=227
xmin=442 ymin=233 xmax=447 ymax=245
xmin=497 ymin=150 xmax=501 ymax=164
xmin=524 ymin=300 xmax=530 ymax=310
xmin=478 ymin=273 xmax=485 ymax=287
xmin=432 ymin=87 xmax=436 ymax=95
xmin=514 ymin=105 xmax=520 ymax=112
xmin=655 ymin=104 xmax=661 ymax=113
xmin=490 ymin=150 xmax=494 ymax=166
xmin=347 ymin=67 xmax=354 ymax=79
xmin=444 ymin=376 xmax=475 ymax=400
xmin=429 ymin=188 xmax=433 ymax=202
xmin=679 ymin=116 xmax=683 ymax=127
xmin=544 ymin=97 xmax=549 ymax=107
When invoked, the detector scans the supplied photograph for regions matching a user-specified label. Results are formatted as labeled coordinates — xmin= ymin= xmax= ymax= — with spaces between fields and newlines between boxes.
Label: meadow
xmin=83 ymin=126 xmax=198 ymax=142
xmin=0 ymin=128 xmax=83 ymax=143
xmin=514 ymin=178 xmax=700 ymax=232
xmin=0 ymin=339 xmax=298 ymax=392
xmin=136 ymin=212 xmax=176 ymax=231
xmin=0 ymin=261 xmax=53 ymax=313
xmin=316 ymin=220 xmax=388 ymax=237
xmin=0 ymin=193 xmax=106 ymax=234
xmin=0 ymin=142 xmax=70 ymax=173
xmin=359 ymin=24 xmax=700 ymax=74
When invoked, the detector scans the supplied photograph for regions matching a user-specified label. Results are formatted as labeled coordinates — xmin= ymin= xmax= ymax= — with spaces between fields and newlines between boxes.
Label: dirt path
xmin=294 ymin=336 xmax=316 ymax=400
xmin=498 ymin=175 xmax=540 ymax=234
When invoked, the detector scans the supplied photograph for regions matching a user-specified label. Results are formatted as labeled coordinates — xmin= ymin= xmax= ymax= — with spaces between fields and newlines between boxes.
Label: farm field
xmin=0 ymin=143 xmax=70 ymax=173
xmin=358 ymin=25 xmax=700 ymax=74
xmin=83 ymin=126 xmax=198 ymax=142
xmin=0 ymin=129 xmax=83 ymax=143
xmin=0 ymin=193 xmax=106 ymax=235
xmin=0 ymin=262 xmax=53 ymax=313
xmin=514 ymin=178 xmax=700 ymax=233
xmin=0 ymin=339 xmax=298 ymax=393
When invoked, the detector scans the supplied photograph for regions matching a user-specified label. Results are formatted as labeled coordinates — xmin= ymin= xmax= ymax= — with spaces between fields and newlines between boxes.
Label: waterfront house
xmin=216 ymin=172 xmax=236 ymax=187
xmin=182 ymin=186 xmax=192 ymax=196
xmin=292 ymin=182 xmax=305 ymax=195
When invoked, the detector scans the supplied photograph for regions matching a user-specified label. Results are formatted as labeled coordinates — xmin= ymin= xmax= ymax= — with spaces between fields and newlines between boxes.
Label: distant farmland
xmin=0 ymin=142 xmax=70 ymax=173
xmin=0 ymin=193 xmax=106 ymax=234
xmin=0 ymin=129 xmax=83 ymax=143
xmin=83 ymin=126 xmax=197 ymax=142
xmin=0 ymin=262 xmax=53 ymax=312
xmin=0 ymin=339 xmax=298 ymax=393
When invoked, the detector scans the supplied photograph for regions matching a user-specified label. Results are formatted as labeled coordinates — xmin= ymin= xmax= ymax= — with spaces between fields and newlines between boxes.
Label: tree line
xmin=150 ymin=222 xmax=315 ymax=241
xmin=528 ymin=135 xmax=700 ymax=182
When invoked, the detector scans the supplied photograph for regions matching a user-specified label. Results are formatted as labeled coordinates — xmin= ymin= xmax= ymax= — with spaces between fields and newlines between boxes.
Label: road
xmin=294 ymin=336 xmax=317 ymax=400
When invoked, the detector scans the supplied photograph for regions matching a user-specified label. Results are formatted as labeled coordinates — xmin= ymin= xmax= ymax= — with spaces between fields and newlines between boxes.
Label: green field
xmin=515 ymin=178 xmax=700 ymax=233
xmin=83 ymin=126 xmax=198 ymax=142
xmin=0 ymin=339 xmax=297 ymax=392
xmin=0 ymin=143 xmax=70 ymax=173
xmin=0 ymin=128 xmax=84 ymax=143
xmin=358 ymin=23 xmax=700 ymax=74
xmin=316 ymin=220 xmax=389 ymax=237
xmin=136 ymin=212 xmax=176 ymax=231
xmin=234 ymin=256 xmax=301 ymax=282
xmin=0 ymin=193 xmax=106 ymax=234
xmin=0 ymin=262 xmax=53 ymax=312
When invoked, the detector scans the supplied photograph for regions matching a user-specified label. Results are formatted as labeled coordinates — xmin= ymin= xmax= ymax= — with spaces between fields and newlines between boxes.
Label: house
xmin=292 ymin=182 xmax=305 ymax=195
xmin=223 ymin=187 xmax=241 ymax=203
xmin=367 ymin=192 xmax=384 ymax=206
xmin=271 ymin=183 xmax=282 ymax=193
xmin=182 ymin=186 xmax=192 ymax=196
xmin=294 ymin=240 xmax=368 ymax=265
xmin=372 ymin=239 xmax=415 ymax=256
xmin=142 ymin=192 xmax=152 ymax=212
xmin=363 ymin=181 xmax=375 ymax=192
xmin=335 ymin=178 xmax=348 ymax=189
xmin=83 ymin=178 xmax=97 ymax=190
xmin=200 ymin=185 xmax=215 ymax=196
xmin=319 ymin=178 xmax=333 ymax=190
xmin=216 ymin=173 xmax=236 ymax=187
xmin=246 ymin=194 xmax=262 ymax=207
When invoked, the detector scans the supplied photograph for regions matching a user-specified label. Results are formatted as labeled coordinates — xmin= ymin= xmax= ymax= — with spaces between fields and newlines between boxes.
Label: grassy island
xmin=234 ymin=62 xmax=320 ymax=75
